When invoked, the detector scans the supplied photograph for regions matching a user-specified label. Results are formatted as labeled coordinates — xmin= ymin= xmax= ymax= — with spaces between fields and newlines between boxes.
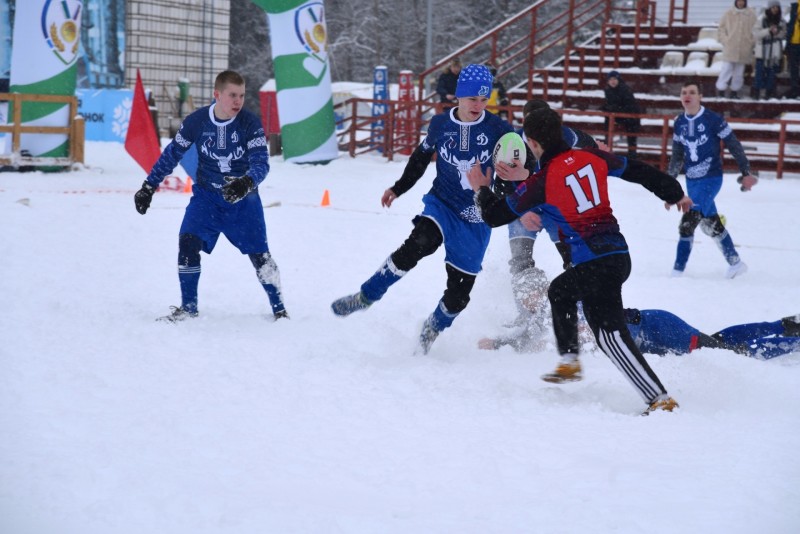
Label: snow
xmin=687 ymin=37 xmax=723 ymax=52
xmin=1 ymin=141 xmax=800 ymax=533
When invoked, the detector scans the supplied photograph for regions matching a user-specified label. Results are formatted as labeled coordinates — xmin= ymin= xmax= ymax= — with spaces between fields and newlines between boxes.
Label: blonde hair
xmin=215 ymin=70 xmax=245 ymax=91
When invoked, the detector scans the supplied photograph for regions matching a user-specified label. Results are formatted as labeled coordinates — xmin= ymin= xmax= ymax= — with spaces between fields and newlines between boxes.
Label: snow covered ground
xmin=1 ymin=141 xmax=799 ymax=533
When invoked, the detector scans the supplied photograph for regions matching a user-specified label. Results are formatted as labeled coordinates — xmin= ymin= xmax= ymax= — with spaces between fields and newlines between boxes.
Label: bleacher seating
xmin=696 ymin=27 xmax=719 ymax=43
xmin=684 ymin=51 xmax=709 ymax=70
xmin=501 ymin=21 xmax=799 ymax=176
xmin=709 ymin=52 xmax=724 ymax=73
xmin=660 ymin=51 xmax=684 ymax=69
xmin=516 ymin=24 xmax=799 ymax=119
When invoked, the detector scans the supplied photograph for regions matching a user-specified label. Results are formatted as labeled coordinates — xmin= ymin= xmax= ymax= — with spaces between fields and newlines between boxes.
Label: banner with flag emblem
xmin=8 ymin=0 xmax=83 ymax=157
xmin=252 ymin=0 xmax=338 ymax=164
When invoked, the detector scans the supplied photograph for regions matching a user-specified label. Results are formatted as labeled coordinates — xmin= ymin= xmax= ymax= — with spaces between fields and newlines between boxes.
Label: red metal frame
xmin=326 ymin=0 xmax=800 ymax=177
xmin=333 ymin=97 xmax=800 ymax=178
xmin=417 ymin=0 xmax=610 ymax=104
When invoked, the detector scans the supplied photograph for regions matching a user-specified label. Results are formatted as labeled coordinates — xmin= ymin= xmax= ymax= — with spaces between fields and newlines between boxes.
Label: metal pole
xmin=425 ymin=0 xmax=432 ymax=95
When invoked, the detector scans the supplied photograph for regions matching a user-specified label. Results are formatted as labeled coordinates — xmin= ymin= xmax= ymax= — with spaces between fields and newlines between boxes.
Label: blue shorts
xmin=507 ymin=218 xmax=541 ymax=241
xmin=685 ymin=176 xmax=722 ymax=217
xmin=179 ymin=187 xmax=269 ymax=254
xmin=419 ymin=193 xmax=490 ymax=275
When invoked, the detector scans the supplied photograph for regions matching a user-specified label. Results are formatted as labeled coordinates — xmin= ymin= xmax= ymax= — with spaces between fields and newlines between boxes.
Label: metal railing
xmin=563 ymin=109 xmax=800 ymax=178
xmin=336 ymin=0 xmax=694 ymax=160
xmin=334 ymin=98 xmax=799 ymax=178
xmin=417 ymin=0 xmax=611 ymax=104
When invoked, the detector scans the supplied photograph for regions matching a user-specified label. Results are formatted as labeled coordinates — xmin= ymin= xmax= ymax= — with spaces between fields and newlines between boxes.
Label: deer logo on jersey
xmin=685 ymin=134 xmax=708 ymax=162
xmin=200 ymin=136 xmax=245 ymax=173
xmin=438 ymin=145 xmax=491 ymax=191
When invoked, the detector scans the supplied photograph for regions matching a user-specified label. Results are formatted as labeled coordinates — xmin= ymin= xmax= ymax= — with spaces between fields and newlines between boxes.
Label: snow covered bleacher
xmin=507 ymin=22 xmax=800 ymax=176
xmin=660 ymin=51 xmax=684 ymax=69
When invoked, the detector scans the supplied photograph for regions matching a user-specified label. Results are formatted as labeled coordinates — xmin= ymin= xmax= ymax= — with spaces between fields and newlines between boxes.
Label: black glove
xmin=493 ymin=177 xmax=517 ymax=198
xmin=134 ymin=181 xmax=156 ymax=214
xmin=222 ymin=175 xmax=254 ymax=204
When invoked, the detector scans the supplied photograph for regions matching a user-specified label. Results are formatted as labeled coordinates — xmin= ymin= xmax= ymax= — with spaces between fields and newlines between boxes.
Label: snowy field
xmin=1 ymin=141 xmax=799 ymax=533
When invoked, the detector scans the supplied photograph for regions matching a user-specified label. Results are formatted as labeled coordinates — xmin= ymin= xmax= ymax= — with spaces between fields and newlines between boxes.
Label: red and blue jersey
xmin=506 ymin=147 xmax=629 ymax=265
xmin=476 ymin=145 xmax=685 ymax=265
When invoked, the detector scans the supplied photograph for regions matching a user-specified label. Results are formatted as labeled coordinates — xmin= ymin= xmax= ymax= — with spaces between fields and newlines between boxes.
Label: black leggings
xmin=549 ymin=253 xmax=632 ymax=354
xmin=549 ymin=253 xmax=667 ymax=401
xmin=391 ymin=216 xmax=476 ymax=314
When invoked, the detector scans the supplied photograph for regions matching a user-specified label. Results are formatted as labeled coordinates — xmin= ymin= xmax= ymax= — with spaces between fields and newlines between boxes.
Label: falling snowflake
xmin=111 ymin=97 xmax=133 ymax=140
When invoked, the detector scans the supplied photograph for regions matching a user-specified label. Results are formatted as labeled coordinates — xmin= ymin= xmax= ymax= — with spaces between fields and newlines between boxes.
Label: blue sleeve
xmin=638 ymin=309 xmax=701 ymax=355
xmin=389 ymin=114 xmax=440 ymax=196
xmin=718 ymin=119 xmax=751 ymax=176
xmin=713 ymin=320 xmax=784 ymax=346
xmin=145 ymin=113 xmax=199 ymax=187
xmin=562 ymin=126 xmax=579 ymax=148
xmin=244 ymin=116 xmax=270 ymax=186
xmin=419 ymin=114 xmax=442 ymax=155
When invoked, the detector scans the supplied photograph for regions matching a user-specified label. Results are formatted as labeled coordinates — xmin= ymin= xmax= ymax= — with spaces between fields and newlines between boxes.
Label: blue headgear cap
xmin=455 ymin=64 xmax=493 ymax=98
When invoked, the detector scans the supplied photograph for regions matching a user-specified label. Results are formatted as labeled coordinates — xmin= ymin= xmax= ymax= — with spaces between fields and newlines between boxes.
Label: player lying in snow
xmin=477 ymin=267 xmax=800 ymax=359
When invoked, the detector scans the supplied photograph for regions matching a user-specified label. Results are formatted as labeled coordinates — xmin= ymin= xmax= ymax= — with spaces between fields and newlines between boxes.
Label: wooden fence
xmin=0 ymin=93 xmax=85 ymax=168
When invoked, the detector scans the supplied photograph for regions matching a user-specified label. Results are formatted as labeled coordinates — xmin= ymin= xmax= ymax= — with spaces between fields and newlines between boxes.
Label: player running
xmin=468 ymin=107 xmax=693 ymax=415
xmin=331 ymin=64 xmax=514 ymax=354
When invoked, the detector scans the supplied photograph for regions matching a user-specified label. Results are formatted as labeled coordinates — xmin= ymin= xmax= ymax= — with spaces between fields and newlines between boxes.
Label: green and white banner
xmin=252 ymin=0 xmax=338 ymax=163
xmin=9 ymin=0 xmax=82 ymax=157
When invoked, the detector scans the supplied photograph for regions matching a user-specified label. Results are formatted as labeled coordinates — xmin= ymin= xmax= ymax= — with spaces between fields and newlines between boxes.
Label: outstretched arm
xmin=667 ymin=141 xmax=685 ymax=178
xmin=722 ymin=132 xmax=758 ymax=191
xmin=384 ymin=144 xmax=434 ymax=204
xmin=619 ymin=158 xmax=688 ymax=205
xmin=722 ymin=132 xmax=752 ymax=179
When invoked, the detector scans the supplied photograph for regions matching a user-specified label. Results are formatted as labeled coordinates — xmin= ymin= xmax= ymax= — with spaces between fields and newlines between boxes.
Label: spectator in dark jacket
xmin=487 ymin=66 xmax=510 ymax=120
xmin=752 ymin=0 xmax=786 ymax=100
xmin=601 ymin=70 xmax=642 ymax=157
xmin=435 ymin=58 xmax=461 ymax=105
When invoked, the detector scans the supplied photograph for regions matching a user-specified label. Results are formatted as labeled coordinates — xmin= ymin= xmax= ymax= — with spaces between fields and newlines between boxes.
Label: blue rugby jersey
xmin=668 ymin=106 xmax=750 ymax=180
xmin=626 ymin=309 xmax=702 ymax=355
xmin=146 ymin=104 xmax=269 ymax=194
xmin=421 ymin=108 xmax=513 ymax=222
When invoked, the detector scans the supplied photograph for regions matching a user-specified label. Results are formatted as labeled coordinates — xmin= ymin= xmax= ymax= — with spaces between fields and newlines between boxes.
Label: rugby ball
xmin=492 ymin=132 xmax=527 ymax=168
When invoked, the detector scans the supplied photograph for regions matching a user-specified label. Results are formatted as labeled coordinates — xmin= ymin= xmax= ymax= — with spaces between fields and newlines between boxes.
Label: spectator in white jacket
xmin=715 ymin=0 xmax=757 ymax=99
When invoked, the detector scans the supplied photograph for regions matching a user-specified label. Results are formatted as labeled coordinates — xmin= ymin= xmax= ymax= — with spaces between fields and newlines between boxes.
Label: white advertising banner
xmin=8 ymin=0 xmax=82 ymax=157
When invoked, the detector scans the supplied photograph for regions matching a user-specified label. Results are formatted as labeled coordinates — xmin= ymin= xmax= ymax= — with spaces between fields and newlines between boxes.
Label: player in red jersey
xmin=468 ymin=108 xmax=693 ymax=415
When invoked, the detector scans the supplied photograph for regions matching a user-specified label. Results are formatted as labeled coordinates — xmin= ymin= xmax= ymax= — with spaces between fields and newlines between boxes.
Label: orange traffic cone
xmin=183 ymin=176 xmax=193 ymax=193
xmin=320 ymin=189 xmax=330 ymax=207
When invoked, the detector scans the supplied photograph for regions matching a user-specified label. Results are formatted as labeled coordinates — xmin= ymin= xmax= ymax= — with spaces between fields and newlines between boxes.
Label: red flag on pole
xmin=125 ymin=69 xmax=161 ymax=173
